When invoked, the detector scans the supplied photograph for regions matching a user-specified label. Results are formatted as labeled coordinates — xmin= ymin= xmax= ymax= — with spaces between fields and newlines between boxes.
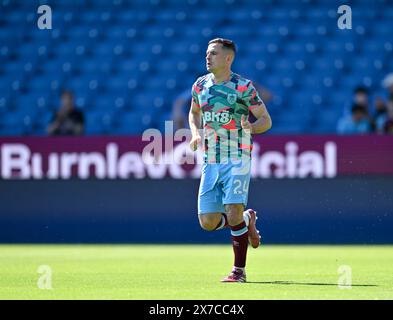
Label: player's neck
xmin=212 ymin=69 xmax=232 ymax=84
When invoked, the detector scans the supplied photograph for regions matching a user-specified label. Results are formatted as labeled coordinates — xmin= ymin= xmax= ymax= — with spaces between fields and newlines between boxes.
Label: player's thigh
xmin=198 ymin=163 xmax=225 ymax=215
xmin=198 ymin=186 xmax=225 ymax=217
xmin=221 ymin=159 xmax=251 ymax=209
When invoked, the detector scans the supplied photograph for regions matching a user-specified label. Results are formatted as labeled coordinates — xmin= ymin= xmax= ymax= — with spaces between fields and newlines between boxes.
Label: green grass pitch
xmin=0 ymin=245 xmax=392 ymax=299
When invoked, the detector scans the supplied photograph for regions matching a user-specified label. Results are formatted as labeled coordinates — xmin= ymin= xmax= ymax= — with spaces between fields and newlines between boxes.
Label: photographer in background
xmin=47 ymin=90 xmax=84 ymax=136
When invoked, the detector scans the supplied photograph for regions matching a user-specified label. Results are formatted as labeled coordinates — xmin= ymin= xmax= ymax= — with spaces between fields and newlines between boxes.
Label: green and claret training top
xmin=191 ymin=72 xmax=263 ymax=163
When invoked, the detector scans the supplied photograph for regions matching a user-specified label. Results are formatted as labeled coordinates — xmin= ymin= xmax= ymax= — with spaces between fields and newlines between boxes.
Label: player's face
xmin=206 ymin=43 xmax=231 ymax=73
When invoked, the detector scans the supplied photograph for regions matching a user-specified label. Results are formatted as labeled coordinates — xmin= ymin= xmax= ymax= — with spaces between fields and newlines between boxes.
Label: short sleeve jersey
xmin=191 ymin=72 xmax=263 ymax=162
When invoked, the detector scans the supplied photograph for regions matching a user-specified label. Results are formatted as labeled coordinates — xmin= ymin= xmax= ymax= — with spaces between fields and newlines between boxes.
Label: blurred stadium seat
xmin=0 ymin=0 xmax=392 ymax=135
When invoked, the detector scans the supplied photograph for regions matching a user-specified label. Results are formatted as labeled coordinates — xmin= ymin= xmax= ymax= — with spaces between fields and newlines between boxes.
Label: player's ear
xmin=227 ymin=52 xmax=235 ymax=64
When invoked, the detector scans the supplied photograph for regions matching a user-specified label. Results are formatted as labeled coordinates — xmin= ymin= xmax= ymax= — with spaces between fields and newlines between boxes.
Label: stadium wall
xmin=1 ymin=136 xmax=392 ymax=244
xmin=0 ymin=177 xmax=392 ymax=244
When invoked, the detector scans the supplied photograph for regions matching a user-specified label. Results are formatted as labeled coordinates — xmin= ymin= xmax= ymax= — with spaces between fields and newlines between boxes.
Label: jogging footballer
xmin=188 ymin=38 xmax=272 ymax=282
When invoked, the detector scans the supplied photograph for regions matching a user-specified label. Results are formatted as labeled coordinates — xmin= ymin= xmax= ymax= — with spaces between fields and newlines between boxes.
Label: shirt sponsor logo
xmin=203 ymin=111 xmax=232 ymax=124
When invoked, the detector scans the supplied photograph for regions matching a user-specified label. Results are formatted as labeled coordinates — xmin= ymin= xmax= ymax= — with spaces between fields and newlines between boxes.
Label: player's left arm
xmin=241 ymin=102 xmax=272 ymax=134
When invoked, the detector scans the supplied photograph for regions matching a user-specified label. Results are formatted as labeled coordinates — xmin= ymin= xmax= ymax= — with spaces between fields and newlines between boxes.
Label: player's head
xmin=206 ymin=38 xmax=236 ymax=73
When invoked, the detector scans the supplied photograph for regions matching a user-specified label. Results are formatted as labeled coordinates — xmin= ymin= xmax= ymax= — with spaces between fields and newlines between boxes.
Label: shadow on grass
xmin=246 ymin=281 xmax=377 ymax=287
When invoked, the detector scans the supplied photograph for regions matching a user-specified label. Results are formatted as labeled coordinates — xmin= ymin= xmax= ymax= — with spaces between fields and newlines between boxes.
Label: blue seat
xmin=113 ymin=113 xmax=146 ymax=135
xmin=16 ymin=93 xmax=51 ymax=114
xmin=105 ymin=76 xmax=132 ymax=96
xmin=85 ymin=111 xmax=115 ymax=135
xmin=268 ymin=122 xmax=307 ymax=135
xmin=382 ymin=7 xmax=393 ymax=18
xmin=0 ymin=0 xmax=390 ymax=135
xmin=0 ymin=96 xmax=13 ymax=114
xmin=0 ymin=110 xmax=36 ymax=135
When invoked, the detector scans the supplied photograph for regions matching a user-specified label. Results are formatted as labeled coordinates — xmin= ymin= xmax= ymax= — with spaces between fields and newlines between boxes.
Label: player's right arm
xmin=188 ymin=99 xmax=202 ymax=151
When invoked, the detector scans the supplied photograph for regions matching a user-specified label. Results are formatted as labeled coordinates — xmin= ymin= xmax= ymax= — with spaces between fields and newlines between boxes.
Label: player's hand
xmin=189 ymin=134 xmax=202 ymax=151
xmin=241 ymin=115 xmax=252 ymax=134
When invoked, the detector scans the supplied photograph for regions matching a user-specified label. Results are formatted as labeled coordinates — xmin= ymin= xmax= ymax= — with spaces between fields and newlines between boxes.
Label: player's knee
xmin=198 ymin=215 xmax=218 ymax=231
xmin=200 ymin=222 xmax=216 ymax=231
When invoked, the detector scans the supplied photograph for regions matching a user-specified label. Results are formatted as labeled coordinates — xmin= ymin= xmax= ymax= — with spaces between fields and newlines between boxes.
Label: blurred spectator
xmin=337 ymin=103 xmax=372 ymax=135
xmin=382 ymin=73 xmax=393 ymax=96
xmin=171 ymin=82 xmax=272 ymax=131
xmin=372 ymin=97 xmax=387 ymax=133
xmin=47 ymin=90 xmax=84 ymax=136
xmin=353 ymin=86 xmax=369 ymax=109
xmin=384 ymin=96 xmax=393 ymax=134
